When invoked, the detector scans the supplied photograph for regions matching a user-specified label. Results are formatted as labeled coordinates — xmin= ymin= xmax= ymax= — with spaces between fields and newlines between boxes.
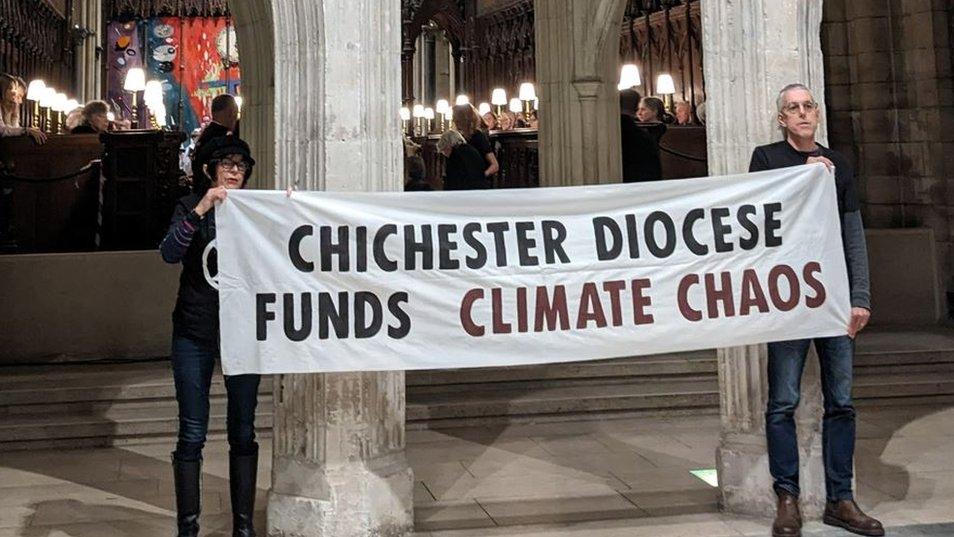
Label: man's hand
xmin=847 ymin=307 xmax=870 ymax=339
xmin=806 ymin=155 xmax=834 ymax=171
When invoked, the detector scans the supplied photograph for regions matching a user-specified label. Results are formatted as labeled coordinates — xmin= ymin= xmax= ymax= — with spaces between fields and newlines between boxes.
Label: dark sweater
xmin=620 ymin=115 xmax=664 ymax=182
xmin=159 ymin=193 xmax=220 ymax=343
xmin=444 ymin=144 xmax=491 ymax=190
xmin=749 ymin=140 xmax=870 ymax=309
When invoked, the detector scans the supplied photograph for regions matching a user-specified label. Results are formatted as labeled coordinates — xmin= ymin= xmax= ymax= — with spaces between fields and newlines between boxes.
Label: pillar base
xmin=267 ymin=458 xmax=414 ymax=537
xmin=718 ymin=431 xmax=826 ymax=519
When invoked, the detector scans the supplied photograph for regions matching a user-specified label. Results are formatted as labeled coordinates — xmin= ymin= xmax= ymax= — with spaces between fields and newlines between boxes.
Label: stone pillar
xmin=74 ymin=0 xmax=102 ymax=103
xmin=232 ymin=1 xmax=414 ymax=535
xmin=702 ymin=0 xmax=831 ymax=518
xmin=534 ymin=0 xmax=627 ymax=186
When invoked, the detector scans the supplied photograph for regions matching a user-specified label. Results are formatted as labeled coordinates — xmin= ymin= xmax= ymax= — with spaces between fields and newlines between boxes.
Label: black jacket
xmin=620 ymin=115 xmax=664 ymax=182
xmin=159 ymin=193 xmax=220 ymax=343
xmin=444 ymin=144 xmax=491 ymax=190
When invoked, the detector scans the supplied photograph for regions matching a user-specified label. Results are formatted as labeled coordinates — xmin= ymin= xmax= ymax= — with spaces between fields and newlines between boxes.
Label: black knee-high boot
xmin=229 ymin=450 xmax=258 ymax=537
xmin=172 ymin=456 xmax=201 ymax=537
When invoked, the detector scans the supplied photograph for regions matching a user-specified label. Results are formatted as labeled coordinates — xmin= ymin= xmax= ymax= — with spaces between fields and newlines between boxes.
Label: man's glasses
xmin=782 ymin=101 xmax=818 ymax=115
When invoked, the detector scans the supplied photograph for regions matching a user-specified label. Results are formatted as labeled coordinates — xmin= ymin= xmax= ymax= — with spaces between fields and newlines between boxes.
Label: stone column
xmin=74 ymin=0 xmax=102 ymax=103
xmin=232 ymin=1 xmax=414 ymax=535
xmin=702 ymin=0 xmax=831 ymax=518
xmin=534 ymin=0 xmax=627 ymax=186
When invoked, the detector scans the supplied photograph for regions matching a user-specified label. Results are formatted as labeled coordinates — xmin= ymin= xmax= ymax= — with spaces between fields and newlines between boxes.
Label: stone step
xmin=406 ymin=351 xmax=716 ymax=388
xmin=0 ymin=398 xmax=275 ymax=445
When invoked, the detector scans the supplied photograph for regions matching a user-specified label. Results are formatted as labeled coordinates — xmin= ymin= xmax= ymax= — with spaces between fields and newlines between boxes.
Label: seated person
xmin=620 ymin=89 xmax=664 ymax=182
xmin=70 ymin=101 xmax=110 ymax=134
xmin=438 ymin=130 xmax=491 ymax=191
xmin=0 ymin=73 xmax=46 ymax=143
xmin=637 ymin=96 xmax=666 ymax=123
xmin=404 ymin=155 xmax=432 ymax=191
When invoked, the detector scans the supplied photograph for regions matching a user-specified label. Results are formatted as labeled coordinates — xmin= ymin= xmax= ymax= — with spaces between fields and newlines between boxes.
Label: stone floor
xmin=1 ymin=404 xmax=953 ymax=536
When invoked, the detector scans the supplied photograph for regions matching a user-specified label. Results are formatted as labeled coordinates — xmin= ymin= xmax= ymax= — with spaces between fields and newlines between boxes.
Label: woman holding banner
xmin=159 ymin=135 xmax=260 ymax=537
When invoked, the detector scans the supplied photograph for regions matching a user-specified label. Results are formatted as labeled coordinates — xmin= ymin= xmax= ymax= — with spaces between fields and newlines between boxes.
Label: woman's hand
xmin=25 ymin=127 xmax=47 ymax=145
xmin=806 ymin=155 xmax=834 ymax=171
xmin=195 ymin=186 xmax=228 ymax=216
xmin=847 ymin=307 xmax=870 ymax=339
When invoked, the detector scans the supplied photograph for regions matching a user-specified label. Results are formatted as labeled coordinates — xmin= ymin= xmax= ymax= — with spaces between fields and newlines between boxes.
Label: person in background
xmin=619 ymin=88 xmax=663 ymax=183
xmin=159 ymin=135 xmax=261 ymax=537
xmin=674 ymin=101 xmax=693 ymax=125
xmin=438 ymin=129 xmax=490 ymax=191
xmin=637 ymin=96 xmax=666 ymax=123
xmin=180 ymin=128 xmax=202 ymax=177
xmin=481 ymin=110 xmax=497 ymax=131
xmin=751 ymin=83 xmax=881 ymax=537
xmin=497 ymin=110 xmax=516 ymax=131
xmin=404 ymin=154 xmax=432 ymax=191
xmin=65 ymin=108 xmax=85 ymax=132
xmin=70 ymin=100 xmax=110 ymax=134
xmin=0 ymin=73 xmax=46 ymax=144
xmin=696 ymin=101 xmax=706 ymax=125
xmin=452 ymin=103 xmax=499 ymax=178
xmin=191 ymin=94 xmax=238 ymax=183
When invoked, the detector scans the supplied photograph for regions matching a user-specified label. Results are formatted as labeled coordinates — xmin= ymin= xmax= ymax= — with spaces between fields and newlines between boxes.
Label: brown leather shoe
xmin=772 ymin=492 xmax=802 ymax=537
xmin=823 ymin=499 xmax=885 ymax=536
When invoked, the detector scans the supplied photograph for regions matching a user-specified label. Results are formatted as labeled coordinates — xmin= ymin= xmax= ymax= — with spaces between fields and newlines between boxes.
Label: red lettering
xmin=678 ymin=274 xmax=702 ymax=321
xmin=768 ymin=265 xmax=800 ymax=311
xmin=631 ymin=278 xmax=654 ymax=324
xmin=516 ymin=287 xmax=529 ymax=332
xmin=576 ymin=282 xmax=608 ymax=329
xmin=803 ymin=262 xmax=826 ymax=308
xmin=705 ymin=272 xmax=736 ymax=318
xmin=460 ymin=289 xmax=484 ymax=336
xmin=602 ymin=280 xmax=626 ymax=326
xmin=491 ymin=288 xmax=512 ymax=334
xmin=535 ymin=285 xmax=570 ymax=331
xmin=739 ymin=269 xmax=770 ymax=315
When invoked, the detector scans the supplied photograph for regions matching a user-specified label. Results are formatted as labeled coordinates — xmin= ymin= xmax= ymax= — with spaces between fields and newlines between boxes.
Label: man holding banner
xmin=751 ymin=84 xmax=882 ymax=537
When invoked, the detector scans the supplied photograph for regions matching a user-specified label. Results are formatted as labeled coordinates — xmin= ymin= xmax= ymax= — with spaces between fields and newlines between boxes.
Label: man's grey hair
xmin=776 ymin=83 xmax=814 ymax=115
xmin=437 ymin=129 xmax=467 ymax=153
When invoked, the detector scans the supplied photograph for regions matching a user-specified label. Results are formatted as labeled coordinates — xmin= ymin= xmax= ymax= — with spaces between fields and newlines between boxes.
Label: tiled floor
xmin=1 ymin=404 xmax=953 ymax=536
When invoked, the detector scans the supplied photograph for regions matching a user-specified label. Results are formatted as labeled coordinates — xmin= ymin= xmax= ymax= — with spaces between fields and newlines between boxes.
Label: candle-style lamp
xmin=656 ymin=73 xmax=676 ymax=114
xmin=38 ymin=87 xmax=57 ymax=132
xmin=399 ymin=106 xmax=411 ymax=135
xmin=617 ymin=63 xmax=642 ymax=90
xmin=477 ymin=102 xmax=491 ymax=117
xmin=423 ymin=107 xmax=435 ymax=134
xmin=26 ymin=80 xmax=46 ymax=129
xmin=412 ymin=104 xmax=425 ymax=137
xmin=454 ymin=94 xmax=470 ymax=106
xmin=52 ymin=92 xmax=68 ymax=134
xmin=123 ymin=68 xmax=146 ymax=128
xmin=518 ymin=82 xmax=536 ymax=119
xmin=234 ymin=95 xmax=243 ymax=119
xmin=434 ymin=99 xmax=450 ymax=132
xmin=491 ymin=88 xmax=507 ymax=118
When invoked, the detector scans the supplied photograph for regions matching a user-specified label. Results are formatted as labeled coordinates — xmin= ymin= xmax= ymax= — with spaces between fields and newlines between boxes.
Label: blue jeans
xmin=766 ymin=336 xmax=855 ymax=502
xmin=171 ymin=335 xmax=261 ymax=461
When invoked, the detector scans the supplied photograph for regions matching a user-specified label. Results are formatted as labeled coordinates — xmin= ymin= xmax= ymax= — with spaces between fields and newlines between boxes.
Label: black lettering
xmin=515 ymin=221 xmax=539 ymax=266
xmin=318 ymin=291 xmax=349 ymax=339
xmin=256 ymin=293 xmax=277 ymax=341
xmin=463 ymin=222 xmax=488 ymax=269
xmin=437 ymin=224 xmax=460 ymax=270
xmin=593 ymin=217 xmax=622 ymax=261
xmin=486 ymin=222 xmax=510 ymax=267
xmin=288 ymin=225 xmax=314 ymax=272
xmin=737 ymin=205 xmax=759 ymax=250
xmin=711 ymin=208 xmax=733 ymax=253
xmin=354 ymin=292 xmax=383 ymax=338
xmin=765 ymin=202 xmax=783 ymax=247
xmin=283 ymin=292 xmax=312 ymax=341
xmin=320 ymin=225 xmax=350 ymax=272
xmin=644 ymin=211 xmax=676 ymax=258
xmin=404 ymin=224 xmax=434 ymax=270
xmin=373 ymin=224 xmax=398 ymax=272
xmin=541 ymin=220 xmax=570 ymax=264
xmin=388 ymin=293 xmax=411 ymax=339
xmin=355 ymin=226 xmax=368 ymax=272
xmin=682 ymin=209 xmax=709 ymax=256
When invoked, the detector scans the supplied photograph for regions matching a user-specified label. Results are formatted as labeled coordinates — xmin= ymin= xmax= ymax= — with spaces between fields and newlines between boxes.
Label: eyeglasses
xmin=217 ymin=160 xmax=249 ymax=173
xmin=782 ymin=100 xmax=818 ymax=115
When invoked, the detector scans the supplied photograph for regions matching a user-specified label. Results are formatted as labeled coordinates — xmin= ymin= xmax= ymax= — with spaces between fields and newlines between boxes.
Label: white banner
xmin=216 ymin=164 xmax=850 ymax=375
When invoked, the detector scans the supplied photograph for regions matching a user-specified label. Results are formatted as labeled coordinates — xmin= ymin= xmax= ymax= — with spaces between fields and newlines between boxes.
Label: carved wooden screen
xmin=0 ymin=0 xmax=73 ymax=91
xmin=619 ymin=0 xmax=705 ymax=110
xmin=463 ymin=0 xmax=534 ymax=104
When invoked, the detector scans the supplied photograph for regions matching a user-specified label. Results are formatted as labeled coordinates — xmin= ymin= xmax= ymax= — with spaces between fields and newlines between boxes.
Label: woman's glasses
xmin=217 ymin=160 xmax=249 ymax=173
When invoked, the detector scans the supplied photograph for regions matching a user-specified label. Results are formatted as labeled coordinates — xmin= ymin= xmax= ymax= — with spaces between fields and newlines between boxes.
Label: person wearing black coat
xmin=438 ymin=129 xmax=492 ymax=190
xmin=159 ymin=135 xmax=259 ymax=537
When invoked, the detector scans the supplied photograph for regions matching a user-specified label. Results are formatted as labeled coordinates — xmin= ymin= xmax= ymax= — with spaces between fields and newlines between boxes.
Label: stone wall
xmin=822 ymin=0 xmax=953 ymax=318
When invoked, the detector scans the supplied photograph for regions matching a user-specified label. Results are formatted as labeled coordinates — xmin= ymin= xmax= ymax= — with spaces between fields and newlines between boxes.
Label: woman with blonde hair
xmin=451 ymin=103 xmax=498 ymax=178
xmin=0 ymin=74 xmax=46 ymax=143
